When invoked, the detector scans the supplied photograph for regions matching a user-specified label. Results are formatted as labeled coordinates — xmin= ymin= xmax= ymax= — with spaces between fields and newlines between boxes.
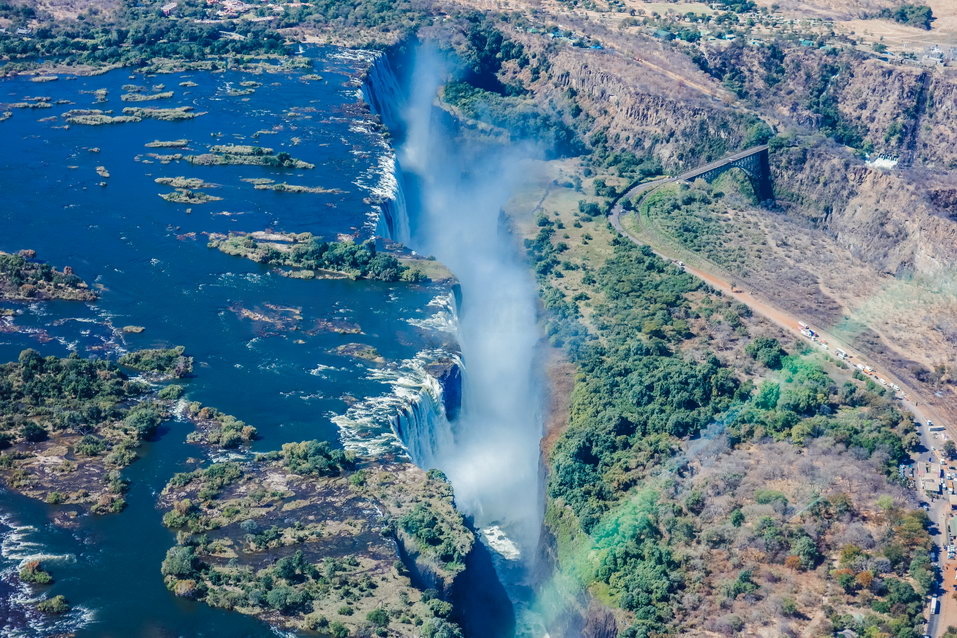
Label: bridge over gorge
xmin=609 ymin=144 xmax=772 ymax=217
xmin=607 ymin=143 xmax=954 ymax=638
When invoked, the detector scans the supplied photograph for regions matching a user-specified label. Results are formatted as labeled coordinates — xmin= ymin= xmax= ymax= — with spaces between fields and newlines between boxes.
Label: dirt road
xmin=609 ymin=189 xmax=953 ymax=636
xmin=609 ymin=192 xmax=951 ymax=439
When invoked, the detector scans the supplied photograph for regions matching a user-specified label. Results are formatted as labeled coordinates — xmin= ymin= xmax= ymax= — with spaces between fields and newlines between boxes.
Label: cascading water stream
xmin=361 ymin=45 xmax=548 ymax=636
xmin=397 ymin=46 xmax=547 ymax=634
xmin=361 ymin=52 xmax=413 ymax=244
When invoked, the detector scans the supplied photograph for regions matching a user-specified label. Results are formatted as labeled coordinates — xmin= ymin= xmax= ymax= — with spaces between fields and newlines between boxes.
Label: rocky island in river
xmin=4 ymin=0 xmax=956 ymax=636
xmin=159 ymin=444 xmax=472 ymax=637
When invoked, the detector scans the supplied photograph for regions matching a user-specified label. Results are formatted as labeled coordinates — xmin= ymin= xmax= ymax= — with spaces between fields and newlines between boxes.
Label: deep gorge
xmin=363 ymin=43 xmax=550 ymax=636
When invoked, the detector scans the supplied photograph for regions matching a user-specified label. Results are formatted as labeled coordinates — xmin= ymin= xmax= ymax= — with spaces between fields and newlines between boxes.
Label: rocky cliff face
xmin=700 ymin=43 xmax=957 ymax=168
xmin=916 ymin=73 xmax=957 ymax=168
xmin=495 ymin=26 xmax=762 ymax=169
xmin=774 ymin=144 xmax=957 ymax=276
xmin=425 ymin=356 xmax=463 ymax=422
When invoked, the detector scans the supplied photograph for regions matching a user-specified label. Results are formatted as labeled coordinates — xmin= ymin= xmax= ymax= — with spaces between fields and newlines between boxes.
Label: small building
xmin=161 ymin=1 xmax=178 ymax=15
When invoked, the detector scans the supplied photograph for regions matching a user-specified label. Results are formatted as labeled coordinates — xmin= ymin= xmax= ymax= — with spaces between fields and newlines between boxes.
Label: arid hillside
xmin=443 ymin=0 xmax=957 ymax=432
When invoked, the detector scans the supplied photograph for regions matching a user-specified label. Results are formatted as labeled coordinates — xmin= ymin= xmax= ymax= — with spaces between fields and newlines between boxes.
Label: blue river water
xmin=0 ymin=49 xmax=473 ymax=636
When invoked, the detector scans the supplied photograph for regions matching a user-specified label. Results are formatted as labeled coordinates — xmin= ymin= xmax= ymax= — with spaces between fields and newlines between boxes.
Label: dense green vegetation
xmin=35 ymin=595 xmax=70 ymax=614
xmin=399 ymin=469 xmax=471 ymax=573
xmin=439 ymin=16 xmax=584 ymax=158
xmin=274 ymin=440 xmax=355 ymax=476
xmin=0 ymin=349 xmax=185 ymax=511
xmin=183 ymin=402 xmax=257 ymax=449
xmin=160 ymin=455 xmax=470 ymax=635
xmin=881 ymin=4 xmax=935 ymax=30
xmin=19 ymin=560 xmax=53 ymax=585
xmin=119 ymin=346 xmax=192 ymax=379
xmin=533 ymin=233 xmax=924 ymax=635
xmin=0 ymin=0 xmax=437 ymax=72
xmin=458 ymin=13 xmax=528 ymax=93
xmin=275 ymin=0 xmax=427 ymax=39
xmin=0 ymin=251 xmax=96 ymax=301
xmin=210 ymin=233 xmax=425 ymax=283
xmin=0 ymin=0 xmax=287 ymax=71
xmin=0 ymin=349 xmax=151 ymax=449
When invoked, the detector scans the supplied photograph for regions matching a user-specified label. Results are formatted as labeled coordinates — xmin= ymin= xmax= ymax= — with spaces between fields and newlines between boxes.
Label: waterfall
xmin=330 ymin=349 xmax=460 ymax=467
xmin=356 ymin=43 xmax=548 ymax=635
xmin=390 ymin=365 xmax=456 ymax=468
xmin=361 ymin=51 xmax=412 ymax=244
xmin=388 ymin=44 xmax=545 ymax=559
xmin=371 ymin=151 xmax=411 ymax=243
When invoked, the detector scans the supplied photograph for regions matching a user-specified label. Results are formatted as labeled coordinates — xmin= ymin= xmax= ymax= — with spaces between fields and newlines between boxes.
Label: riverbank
xmin=0 ymin=45 xmax=493 ymax=636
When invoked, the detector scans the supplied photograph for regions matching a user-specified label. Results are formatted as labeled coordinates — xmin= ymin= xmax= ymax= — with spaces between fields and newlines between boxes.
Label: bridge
xmin=679 ymin=144 xmax=772 ymax=202
xmin=608 ymin=144 xmax=772 ymax=217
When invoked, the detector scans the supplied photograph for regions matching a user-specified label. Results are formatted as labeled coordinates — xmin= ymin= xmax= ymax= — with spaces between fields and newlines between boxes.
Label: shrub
xmin=19 ymin=560 xmax=53 ymax=585
xmin=36 ymin=595 xmax=69 ymax=614
xmin=745 ymin=337 xmax=786 ymax=369
xmin=21 ymin=422 xmax=47 ymax=442
xmin=367 ymin=608 xmax=389 ymax=627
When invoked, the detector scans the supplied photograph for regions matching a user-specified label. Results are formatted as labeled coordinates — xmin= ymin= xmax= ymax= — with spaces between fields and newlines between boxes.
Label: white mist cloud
xmin=398 ymin=45 xmax=545 ymax=559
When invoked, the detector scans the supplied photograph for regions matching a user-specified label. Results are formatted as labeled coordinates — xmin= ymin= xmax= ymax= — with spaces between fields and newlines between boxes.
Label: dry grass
xmin=505 ymin=158 xmax=620 ymax=325
xmin=673 ymin=438 xmax=919 ymax=637
xmin=626 ymin=180 xmax=957 ymax=433
xmin=14 ymin=0 xmax=121 ymax=21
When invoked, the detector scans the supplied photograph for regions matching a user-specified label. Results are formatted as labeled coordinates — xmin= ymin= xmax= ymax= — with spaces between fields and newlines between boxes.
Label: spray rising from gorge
xmin=384 ymin=46 xmax=546 ymax=560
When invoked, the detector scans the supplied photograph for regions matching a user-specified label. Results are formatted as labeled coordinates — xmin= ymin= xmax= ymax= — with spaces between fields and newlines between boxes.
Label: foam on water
xmin=0 ymin=513 xmax=91 ymax=637
xmin=331 ymin=348 xmax=457 ymax=465
xmin=407 ymin=291 xmax=458 ymax=334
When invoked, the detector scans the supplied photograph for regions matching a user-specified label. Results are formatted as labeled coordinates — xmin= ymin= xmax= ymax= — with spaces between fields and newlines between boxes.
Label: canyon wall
xmin=774 ymin=145 xmax=957 ymax=276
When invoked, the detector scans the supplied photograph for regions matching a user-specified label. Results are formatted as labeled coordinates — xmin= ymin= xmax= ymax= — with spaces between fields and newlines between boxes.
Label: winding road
xmin=608 ymin=147 xmax=950 ymax=437
xmin=607 ymin=148 xmax=952 ymax=636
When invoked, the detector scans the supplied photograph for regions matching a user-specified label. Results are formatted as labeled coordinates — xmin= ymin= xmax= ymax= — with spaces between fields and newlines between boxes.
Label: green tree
xmin=367 ymin=608 xmax=389 ymax=627
xmin=945 ymin=440 xmax=956 ymax=460
xmin=791 ymin=536 xmax=821 ymax=570
xmin=161 ymin=546 xmax=198 ymax=579
xmin=423 ymin=618 xmax=464 ymax=638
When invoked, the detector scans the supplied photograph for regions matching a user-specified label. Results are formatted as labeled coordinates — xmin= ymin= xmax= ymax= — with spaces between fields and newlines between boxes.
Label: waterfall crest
xmin=356 ymin=43 xmax=548 ymax=636
xmin=392 ymin=45 xmax=545 ymax=560
xmin=358 ymin=37 xmax=545 ymax=553
xmin=361 ymin=51 xmax=412 ymax=244
xmin=330 ymin=348 xmax=461 ymax=464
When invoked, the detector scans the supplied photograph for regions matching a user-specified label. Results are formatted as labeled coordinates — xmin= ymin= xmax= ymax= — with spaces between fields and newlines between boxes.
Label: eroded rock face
xmin=501 ymin=28 xmax=758 ymax=169
xmin=693 ymin=42 xmax=957 ymax=169
xmin=773 ymin=145 xmax=957 ymax=277
xmin=425 ymin=356 xmax=463 ymax=422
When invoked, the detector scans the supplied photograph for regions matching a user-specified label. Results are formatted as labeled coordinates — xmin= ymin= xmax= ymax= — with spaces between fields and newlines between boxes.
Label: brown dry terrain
xmin=8 ymin=0 xmax=119 ymax=22
xmin=672 ymin=440 xmax=923 ymax=637
xmin=449 ymin=0 xmax=957 ymax=446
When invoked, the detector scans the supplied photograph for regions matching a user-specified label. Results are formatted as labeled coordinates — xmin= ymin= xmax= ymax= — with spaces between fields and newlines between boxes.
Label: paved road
xmin=916 ymin=422 xmax=949 ymax=637
xmin=609 ymin=148 xmax=951 ymax=438
xmin=608 ymin=149 xmax=951 ymax=636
